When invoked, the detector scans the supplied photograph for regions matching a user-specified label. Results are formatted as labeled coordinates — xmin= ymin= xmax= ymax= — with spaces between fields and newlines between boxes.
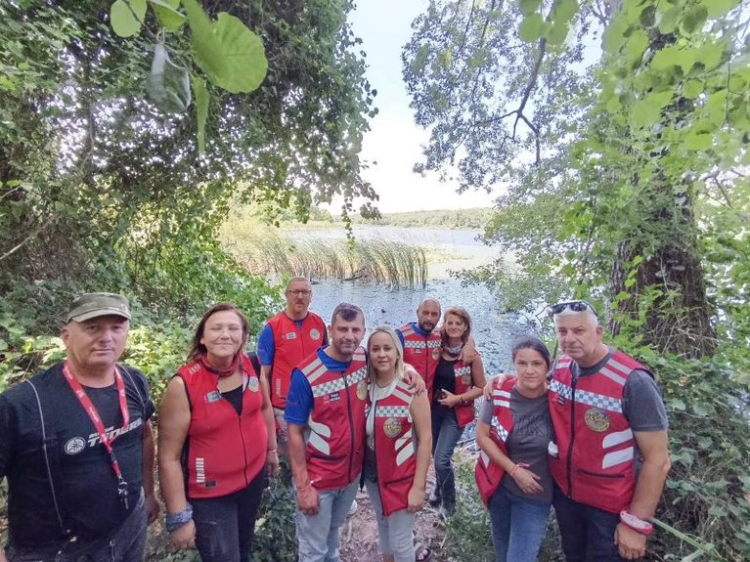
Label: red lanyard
xmin=63 ymin=361 xmax=131 ymax=508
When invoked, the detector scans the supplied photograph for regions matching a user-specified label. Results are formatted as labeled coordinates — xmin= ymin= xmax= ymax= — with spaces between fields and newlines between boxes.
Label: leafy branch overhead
xmin=110 ymin=0 xmax=268 ymax=152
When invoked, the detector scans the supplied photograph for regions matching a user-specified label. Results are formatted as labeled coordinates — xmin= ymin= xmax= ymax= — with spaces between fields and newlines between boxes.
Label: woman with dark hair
xmin=158 ymin=304 xmax=279 ymax=562
xmin=429 ymin=307 xmax=486 ymax=517
xmin=475 ymin=337 xmax=553 ymax=562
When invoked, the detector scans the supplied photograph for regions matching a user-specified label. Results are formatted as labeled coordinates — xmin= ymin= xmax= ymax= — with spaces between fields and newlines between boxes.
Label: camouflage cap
xmin=66 ymin=293 xmax=131 ymax=323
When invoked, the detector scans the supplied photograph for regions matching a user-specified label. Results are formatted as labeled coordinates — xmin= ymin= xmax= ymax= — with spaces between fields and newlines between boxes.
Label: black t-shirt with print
xmin=0 ymin=362 xmax=155 ymax=547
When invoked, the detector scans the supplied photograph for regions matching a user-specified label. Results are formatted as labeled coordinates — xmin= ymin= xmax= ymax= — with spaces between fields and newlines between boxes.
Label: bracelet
xmin=297 ymin=483 xmax=313 ymax=493
xmin=509 ymin=464 xmax=520 ymax=478
xmin=619 ymin=511 xmax=654 ymax=536
xmin=166 ymin=504 xmax=193 ymax=533
xmin=267 ymin=448 xmax=278 ymax=454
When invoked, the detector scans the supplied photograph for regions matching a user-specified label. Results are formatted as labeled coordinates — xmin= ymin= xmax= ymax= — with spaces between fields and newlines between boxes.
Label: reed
xmin=221 ymin=224 xmax=428 ymax=288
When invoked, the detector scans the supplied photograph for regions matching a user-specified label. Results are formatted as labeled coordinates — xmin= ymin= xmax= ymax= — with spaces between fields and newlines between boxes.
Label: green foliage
xmin=356 ymin=208 xmax=494 ymax=230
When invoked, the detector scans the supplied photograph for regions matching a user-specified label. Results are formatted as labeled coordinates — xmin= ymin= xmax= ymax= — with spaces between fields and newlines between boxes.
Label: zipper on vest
xmin=567 ymin=375 xmax=578 ymax=498
xmin=373 ymin=395 xmax=386 ymax=517
xmin=239 ymin=416 xmax=250 ymax=487
xmin=343 ymin=371 xmax=355 ymax=483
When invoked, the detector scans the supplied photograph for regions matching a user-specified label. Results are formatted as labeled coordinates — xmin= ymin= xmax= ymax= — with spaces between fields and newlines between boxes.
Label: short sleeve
xmin=623 ymin=370 xmax=669 ymax=432
xmin=125 ymin=368 xmax=156 ymax=422
xmin=478 ymin=399 xmax=494 ymax=425
xmin=284 ymin=369 xmax=314 ymax=426
xmin=256 ymin=324 xmax=276 ymax=366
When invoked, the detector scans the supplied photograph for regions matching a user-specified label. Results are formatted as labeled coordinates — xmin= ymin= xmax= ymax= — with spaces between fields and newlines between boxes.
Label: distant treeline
xmin=355 ymin=207 xmax=493 ymax=229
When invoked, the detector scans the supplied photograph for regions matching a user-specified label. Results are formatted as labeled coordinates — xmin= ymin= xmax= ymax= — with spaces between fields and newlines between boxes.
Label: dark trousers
xmin=553 ymin=485 xmax=626 ymax=562
xmin=430 ymin=407 xmax=464 ymax=511
xmin=192 ymin=469 xmax=266 ymax=562
xmin=6 ymin=490 xmax=147 ymax=562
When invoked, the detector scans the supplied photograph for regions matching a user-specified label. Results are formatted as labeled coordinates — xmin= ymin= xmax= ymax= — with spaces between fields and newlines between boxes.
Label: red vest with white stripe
xmin=301 ymin=347 xmax=368 ymax=491
xmin=369 ymin=379 xmax=418 ymax=517
xmin=548 ymin=350 xmax=645 ymax=514
xmin=268 ymin=312 xmax=326 ymax=409
xmin=399 ymin=323 xmax=441 ymax=398
xmin=475 ymin=377 xmax=517 ymax=507
xmin=453 ymin=358 xmax=476 ymax=428
xmin=178 ymin=356 xmax=267 ymax=499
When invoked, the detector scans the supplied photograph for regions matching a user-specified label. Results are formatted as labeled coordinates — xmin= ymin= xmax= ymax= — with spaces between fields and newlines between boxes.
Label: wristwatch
xmin=619 ymin=511 xmax=654 ymax=536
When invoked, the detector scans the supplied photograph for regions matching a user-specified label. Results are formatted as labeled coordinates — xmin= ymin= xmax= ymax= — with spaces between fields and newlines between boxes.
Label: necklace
xmin=444 ymin=343 xmax=464 ymax=357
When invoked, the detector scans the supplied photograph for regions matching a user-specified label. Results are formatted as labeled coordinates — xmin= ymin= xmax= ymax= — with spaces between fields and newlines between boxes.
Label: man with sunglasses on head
xmin=548 ymin=300 xmax=670 ymax=561
xmin=257 ymin=277 xmax=327 ymax=456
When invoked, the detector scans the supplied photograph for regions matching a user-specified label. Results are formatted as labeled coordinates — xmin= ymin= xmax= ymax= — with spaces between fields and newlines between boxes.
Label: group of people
xmin=0 ymin=280 xmax=670 ymax=562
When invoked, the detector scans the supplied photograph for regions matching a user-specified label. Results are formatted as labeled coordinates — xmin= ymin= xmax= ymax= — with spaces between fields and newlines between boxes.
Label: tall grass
xmin=221 ymin=223 xmax=428 ymax=288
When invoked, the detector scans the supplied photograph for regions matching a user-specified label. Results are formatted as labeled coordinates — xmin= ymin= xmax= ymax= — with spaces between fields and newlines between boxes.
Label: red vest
xmin=452 ymin=358 xmax=476 ymax=428
xmin=399 ymin=323 xmax=441 ymax=398
xmin=268 ymin=312 xmax=326 ymax=409
xmin=301 ymin=347 xmax=368 ymax=491
xmin=369 ymin=379 xmax=418 ymax=517
xmin=548 ymin=350 xmax=644 ymax=514
xmin=178 ymin=355 xmax=267 ymax=499
xmin=475 ymin=377 xmax=517 ymax=507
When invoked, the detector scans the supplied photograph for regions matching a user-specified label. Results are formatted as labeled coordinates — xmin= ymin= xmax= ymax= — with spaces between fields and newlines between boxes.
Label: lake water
xmin=284 ymin=226 xmax=530 ymax=375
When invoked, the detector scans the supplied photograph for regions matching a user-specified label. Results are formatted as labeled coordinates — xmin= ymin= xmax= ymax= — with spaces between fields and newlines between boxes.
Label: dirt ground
xmin=340 ymin=470 xmax=449 ymax=562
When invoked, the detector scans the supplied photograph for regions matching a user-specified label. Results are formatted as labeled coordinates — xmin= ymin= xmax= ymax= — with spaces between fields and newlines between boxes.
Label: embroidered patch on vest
xmin=383 ymin=417 xmax=402 ymax=438
xmin=310 ymin=328 xmax=321 ymax=340
xmin=328 ymin=391 xmax=341 ymax=403
xmin=206 ymin=391 xmax=222 ymax=403
xmin=285 ymin=332 xmax=297 ymax=340
xmin=248 ymin=377 xmax=259 ymax=392
xmin=356 ymin=380 xmax=368 ymax=400
xmin=432 ymin=349 xmax=440 ymax=360
xmin=584 ymin=407 xmax=611 ymax=432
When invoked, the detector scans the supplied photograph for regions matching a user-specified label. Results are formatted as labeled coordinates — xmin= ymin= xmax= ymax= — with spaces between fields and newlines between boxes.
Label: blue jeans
xmin=191 ymin=470 xmax=266 ymax=562
xmin=431 ymin=407 xmax=464 ymax=511
xmin=365 ymin=479 xmax=416 ymax=562
xmin=6 ymin=489 xmax=147 ymax=562
xmin=489 ymin=486 xmax=550 ymax=562
xmin=553 ymin=485 xmax=626 ymax=562
xmin=295 ymin=477 xmax=359 ymax=562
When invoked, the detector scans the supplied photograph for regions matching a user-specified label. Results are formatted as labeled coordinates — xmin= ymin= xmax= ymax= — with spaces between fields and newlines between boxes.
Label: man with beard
xmin=396 ymin=298 xmax=442 ymax=399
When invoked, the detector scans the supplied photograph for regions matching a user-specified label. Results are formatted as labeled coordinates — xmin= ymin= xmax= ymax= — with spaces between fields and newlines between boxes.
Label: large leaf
xmin=519 ymin=0 xmax=541 ymax=17
xmin=146 ymin=42 xmax=191 ymax=113
xmin=706 ymin=0 xmax=740 ymax=19
xmin=630 ymin=97 xmax=662 ymax=130
xmin=192 ymin=75 xmax=209 ymax=153
xmin=110 ymin=0 xmax=143 ymax=37
xmin=520 ymin=13 xmax=545 ymax=43
xmin=182 ymin=0 xmax=227 ymax=81
xmin=210 ymin=13 xmax=267 ymax=93
xmin=149 ymin=0 xmax=186 ymax=31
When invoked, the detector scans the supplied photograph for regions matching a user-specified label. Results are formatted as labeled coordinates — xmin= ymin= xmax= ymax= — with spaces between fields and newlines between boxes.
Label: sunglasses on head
xmin=549 ymin=300 xmax=598 ymax=317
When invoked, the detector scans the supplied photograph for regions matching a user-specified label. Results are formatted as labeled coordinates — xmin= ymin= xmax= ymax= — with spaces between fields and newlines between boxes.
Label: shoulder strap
xmin=24 ymin=379 xmax=67 ymax=535
xmin=118 ymin=365 xmax=146 ymax=411
xmin=247 ymin=351 xmax=261 ymax=376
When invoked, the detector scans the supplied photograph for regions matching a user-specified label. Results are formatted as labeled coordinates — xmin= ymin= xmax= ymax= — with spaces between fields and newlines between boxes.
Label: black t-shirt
xmin=433 ymin=358 xmax=458 ymax=416
xmin=0 ymin=363 xmax=155 ymax=547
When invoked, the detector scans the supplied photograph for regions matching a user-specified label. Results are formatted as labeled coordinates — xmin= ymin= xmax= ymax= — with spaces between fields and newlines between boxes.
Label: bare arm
xmin=407 ymin=391 xmax=432 ymax=512
xmin=476 ymin=419 xmax=542 ymax=495
xmin=288 ymin=422 xmax=320 ymax=515
xmin=142 ymin=421 xmax=160 ymax=523
xmin=157 ymin=377 xmax=191 ymax=515
xmin=260 ymin=364 xmax=272 ymax=387
xmin=615 ymin=430 xmax=671 ymax=559
xmin=438 ymin=355 xmax=486 ymax=407
xmin=259 ymin=373 xmax=279 ymax=476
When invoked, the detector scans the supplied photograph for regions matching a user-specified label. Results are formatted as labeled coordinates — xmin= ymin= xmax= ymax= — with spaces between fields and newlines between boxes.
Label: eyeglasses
xmin=549 ymin=300 xmax=597 ymax=317
xmin=287 ymin=290 xmax=312 ymax=297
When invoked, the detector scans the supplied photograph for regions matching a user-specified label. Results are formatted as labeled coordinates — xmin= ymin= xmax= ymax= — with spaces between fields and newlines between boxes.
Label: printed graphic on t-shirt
xmin=63 ymin=417 xmax=144 ymax=455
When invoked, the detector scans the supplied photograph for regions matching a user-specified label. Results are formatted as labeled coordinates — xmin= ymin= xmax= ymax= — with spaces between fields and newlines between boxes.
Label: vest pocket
xmin=577 ymin=468 xmax=625 ymax=479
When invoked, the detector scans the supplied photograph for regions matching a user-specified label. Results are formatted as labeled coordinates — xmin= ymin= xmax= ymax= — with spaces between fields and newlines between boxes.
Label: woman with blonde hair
xmin=429 ymin=307 xmax=486 ymax=517
xmin=363 ymin=326 xmax=432 ymax=562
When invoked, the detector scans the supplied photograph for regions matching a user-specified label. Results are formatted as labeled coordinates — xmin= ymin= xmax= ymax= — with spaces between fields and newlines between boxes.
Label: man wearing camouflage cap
xmin=0 ymin=293 xmax=159 ymax=562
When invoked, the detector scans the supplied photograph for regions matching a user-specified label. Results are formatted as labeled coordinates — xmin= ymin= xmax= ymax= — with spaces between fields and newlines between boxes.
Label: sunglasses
xmin=549 ymin=300 xmax=598 ymax=317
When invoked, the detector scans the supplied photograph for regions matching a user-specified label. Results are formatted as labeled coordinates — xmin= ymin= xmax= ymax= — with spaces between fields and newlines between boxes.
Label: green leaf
xmin=670 ymin=398 xmax=686 ymax=411
xmin=552 ymin=0 xmax=578 ymax=24
xmin=658 ymin=7 xmax=681 ymax=34
xmin=706 ymin=0 xmax=740 ymax=19
xmin=129 ymin=0 xmax=147 ymax=21
xmin=683 ymin=79 xmax=703 ymax=99
xmin=630 ymin=98 xmax=661 ymax=129
xmin=149 ymin=0 xmax=186 ymax=31
xmin=192 ymin=75 xmax=209 ymax=153
xmin=625 ymin=30 xmax=649 ymax=66
xmin=182 ymin=0 xmax=227 ymax=82
xmin=547 ymin=22 xmax=569 ymax=46
xmin=211 ymin=13 xmax=267 ymax=93
xmin=646 ymin=90 xmax=673 ymax=110
xmin=695 ymin=43 xmax=725 ymax=72
xmin=110 ymin=0 xmax=142 ymax=37
xmin=520 ymin=13 xmax=545 ymax=43
xmin=684 ymin=131 xmax=713 ymax=151
xmin=680 ymin=5 xmax=708 ymax=35
xmin=146 ymin=43 xmax=191 ymax=113
xmin=519 ymin=0 xmax=541 ymax=17
xmin=604 ymin=16 xmax=628 ymax=53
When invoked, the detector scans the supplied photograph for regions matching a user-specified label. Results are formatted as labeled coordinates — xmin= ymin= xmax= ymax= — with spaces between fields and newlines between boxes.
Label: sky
xmin=334 ymin=0 xmax=497 ymax=214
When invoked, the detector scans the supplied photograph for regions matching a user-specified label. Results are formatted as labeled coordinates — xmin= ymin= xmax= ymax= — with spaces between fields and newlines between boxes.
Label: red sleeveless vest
xmin=548 ymin=350 xmax=645 ymax=514
xmin=369 ymin=379 xmax=417 ymax=517
xmin=399 ymin=323 xmax=441 ymax=398
xmin=178 ymin=355 xmax=266 ymax=499
xmin=475 ymin=377 xmax=516 ymax=507
xmin=267 ymin=312 xmax=326 ymax=409
xmin=452 ymin=358 xmax=476 ymax=428
xmin=300 ymin=347 xmax=368 ymax=491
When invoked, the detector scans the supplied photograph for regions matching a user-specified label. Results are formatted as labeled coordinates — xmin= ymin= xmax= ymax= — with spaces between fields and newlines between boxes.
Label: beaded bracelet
xmin=166 ymin=504 xmax=193 ymax=533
